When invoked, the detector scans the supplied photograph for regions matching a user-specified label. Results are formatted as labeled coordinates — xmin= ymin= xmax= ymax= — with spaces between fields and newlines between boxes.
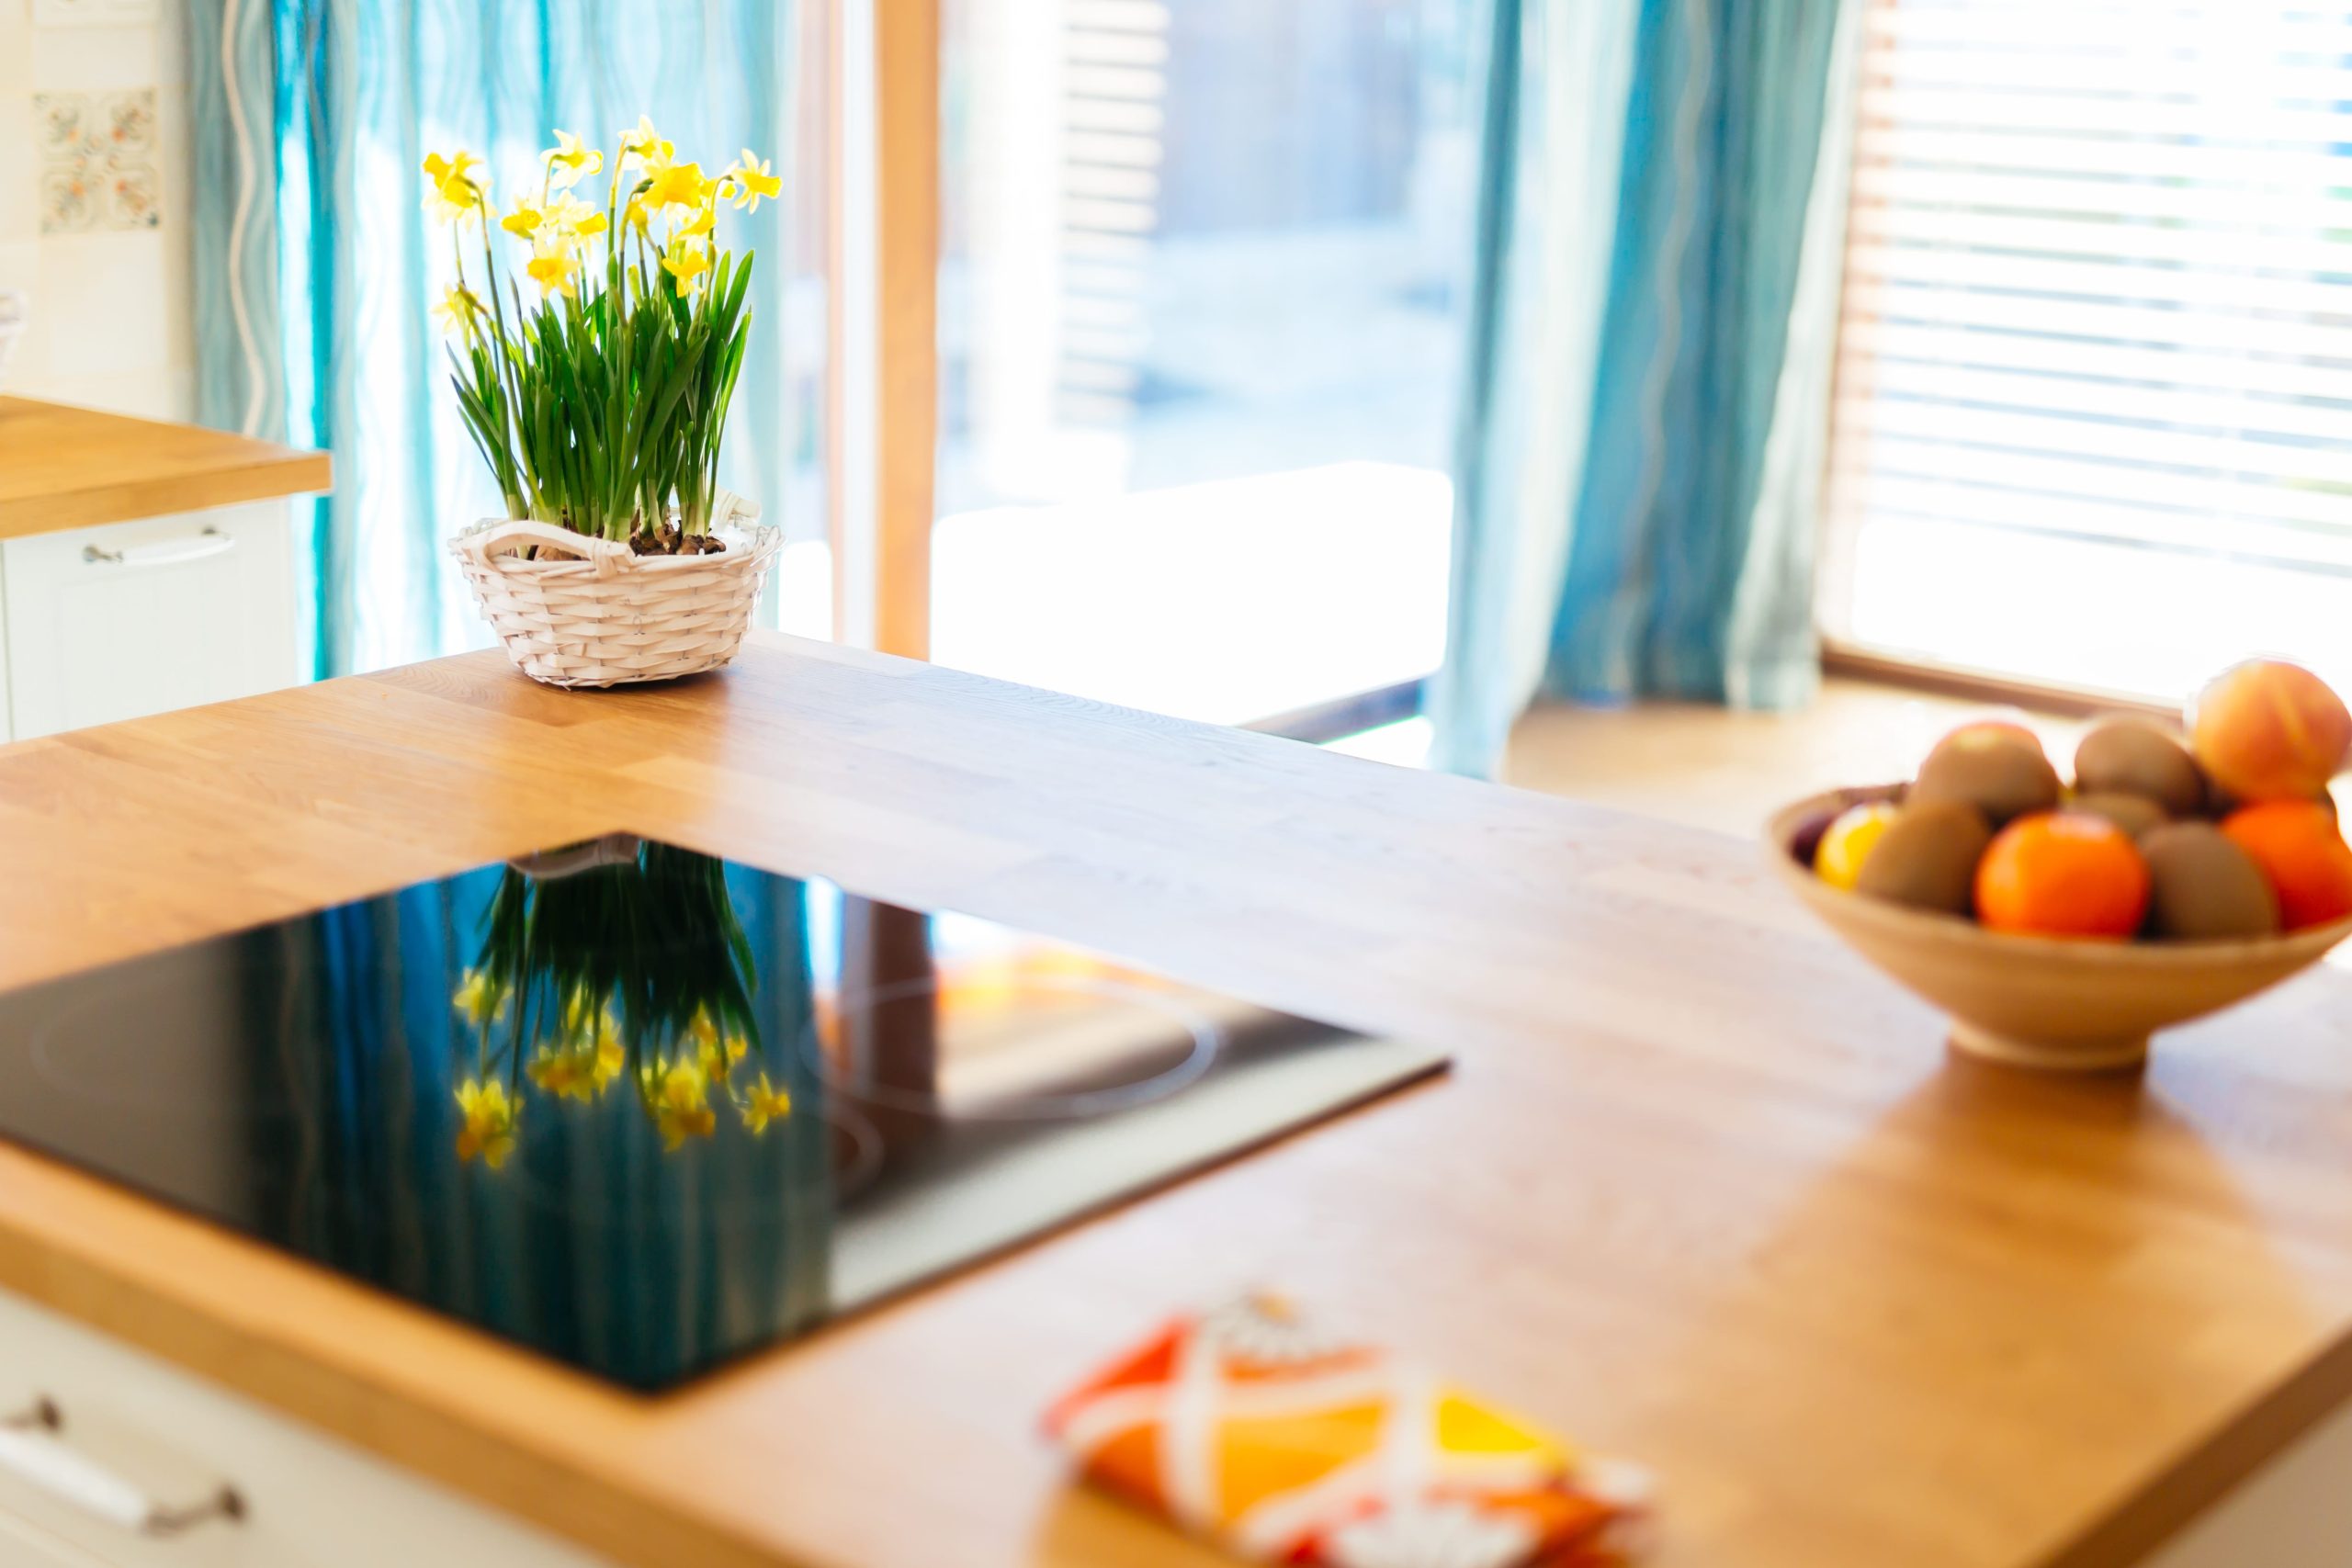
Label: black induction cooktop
xmin=0 ymin=836 xmax=1444 ymax=1391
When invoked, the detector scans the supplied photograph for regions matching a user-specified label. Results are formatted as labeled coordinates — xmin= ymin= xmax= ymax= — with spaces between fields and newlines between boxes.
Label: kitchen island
xmin=0 ymin=635 xmax=2348 ymax=1566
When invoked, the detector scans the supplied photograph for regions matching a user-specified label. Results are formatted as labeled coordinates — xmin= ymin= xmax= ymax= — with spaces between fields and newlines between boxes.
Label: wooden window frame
xmin=828 ymin=0 xmax=937 ymax=660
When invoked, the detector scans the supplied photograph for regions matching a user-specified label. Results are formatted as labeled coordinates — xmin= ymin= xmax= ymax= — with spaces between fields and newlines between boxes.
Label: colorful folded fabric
xmin=1045 ymin=1294 xmax=1654 ymax=1567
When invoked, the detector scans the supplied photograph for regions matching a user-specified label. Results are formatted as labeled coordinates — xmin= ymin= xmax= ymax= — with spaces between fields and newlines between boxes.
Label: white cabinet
xmin=2142 ymin=1393 xmax=2352 ymax=1566
xmin=0 ymin=502 xmax=300 ymax=742
xmin=0 ymin=1289 xmax=607 ymax=1568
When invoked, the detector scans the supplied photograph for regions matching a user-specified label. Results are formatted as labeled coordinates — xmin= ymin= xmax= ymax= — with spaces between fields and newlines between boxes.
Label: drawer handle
xmin=81 ymin=526 xmax=237 ymax=569
xmin=0 ymin=1398 xmax=243 ymax=1538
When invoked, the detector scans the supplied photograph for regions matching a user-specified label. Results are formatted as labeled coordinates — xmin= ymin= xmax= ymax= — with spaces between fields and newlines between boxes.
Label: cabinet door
xmin=0 ymin=1289 xmax=608 ymax=1568
xmin=1 ymin=502 xmax=300 ymax=740
xmin=0 ymin=1506 xmax=106 ymax=1567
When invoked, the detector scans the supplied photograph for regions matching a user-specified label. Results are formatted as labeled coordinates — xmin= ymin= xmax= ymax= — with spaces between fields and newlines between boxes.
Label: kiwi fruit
xmin=2140 ymin=823 xmax=2280 ymax=941
xmin=2069 ymin=790 xmax=2170 ymax=841
xmin=1854 ymin=801 xmax=1995 ymax=916
xmin=1911 ymin=731 xmax=2061 ymax=827
xmin=2075 ymin=721 xmax=2206 ymax=818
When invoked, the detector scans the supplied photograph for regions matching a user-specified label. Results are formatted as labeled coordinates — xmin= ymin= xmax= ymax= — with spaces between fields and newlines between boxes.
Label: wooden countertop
xmin=3 ymin=637 xmax=2352 ymax=1568
xmin=0 ymin=396 xmax=331 ymax=536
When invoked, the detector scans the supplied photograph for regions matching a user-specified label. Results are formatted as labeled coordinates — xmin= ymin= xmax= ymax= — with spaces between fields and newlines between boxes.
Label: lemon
xmin=1815 ymin=802 xmax=1900 ymax=892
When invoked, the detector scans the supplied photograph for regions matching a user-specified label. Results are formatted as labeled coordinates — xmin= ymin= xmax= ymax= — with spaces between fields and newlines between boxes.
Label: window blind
xmin=1828 ymin=0 xmax=2352 ymax=629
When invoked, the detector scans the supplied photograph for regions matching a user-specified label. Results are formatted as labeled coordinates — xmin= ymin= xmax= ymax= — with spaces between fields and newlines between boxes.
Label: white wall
xmin=0 ymin=0 xmax=195 ymax=420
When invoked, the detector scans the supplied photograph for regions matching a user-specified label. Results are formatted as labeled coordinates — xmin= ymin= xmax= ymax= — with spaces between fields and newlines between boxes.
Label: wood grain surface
xmin=0 ymin=397 xmax=330 ymax=536
xmin=1 ymin=636 xmax=2350 ymax=1568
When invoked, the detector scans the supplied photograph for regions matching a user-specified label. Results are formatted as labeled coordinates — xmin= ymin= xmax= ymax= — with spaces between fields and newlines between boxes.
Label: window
xmin=1826 ymin=0 xmax=2352 ymax=702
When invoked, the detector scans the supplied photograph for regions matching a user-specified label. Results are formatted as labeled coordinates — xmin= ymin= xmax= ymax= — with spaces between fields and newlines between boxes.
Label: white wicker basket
xmin=450 ymin=491 xmax=781 ymax=689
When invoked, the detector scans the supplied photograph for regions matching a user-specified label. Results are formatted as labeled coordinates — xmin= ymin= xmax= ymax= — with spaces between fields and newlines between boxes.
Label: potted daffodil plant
xmin=429 ymin=120 xmax=785 ymax=688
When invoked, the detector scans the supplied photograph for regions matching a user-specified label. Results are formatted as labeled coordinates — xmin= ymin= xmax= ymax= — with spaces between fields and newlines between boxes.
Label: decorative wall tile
xmin=32 ymin=87 xmax=157 ymax=233
xmin=97 ymin=89 xmax=155 ymax=156
xmin=39 ymin=164 xmax=97 ymax=232
xmin=34 ymin=94 xmax=85 ymax=155
xmin=105 ymin=163 xmax=160 ymax=229
xmin=20 ymin=6 xmax=193 ymax=423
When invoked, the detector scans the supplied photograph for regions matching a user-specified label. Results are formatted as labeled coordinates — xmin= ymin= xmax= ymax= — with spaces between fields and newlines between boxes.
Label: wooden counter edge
xmin=0 ymin=397 xmax=332 ymax=537
xmin=2042 ymin=1326 xmax=2352 ymax=1568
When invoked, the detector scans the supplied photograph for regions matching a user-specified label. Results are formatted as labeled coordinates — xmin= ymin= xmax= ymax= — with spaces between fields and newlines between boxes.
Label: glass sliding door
xmin=929 ymin=0 xmax=1475 ymax=728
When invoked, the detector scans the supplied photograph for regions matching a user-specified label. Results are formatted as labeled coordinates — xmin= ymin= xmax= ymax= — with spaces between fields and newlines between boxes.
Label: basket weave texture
xmin=450 ymin=491 xmax=780 ymax=689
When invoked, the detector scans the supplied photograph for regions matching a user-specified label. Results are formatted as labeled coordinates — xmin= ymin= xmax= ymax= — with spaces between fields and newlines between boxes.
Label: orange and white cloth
xmin=1045 ymin=1295 xmax=1654 ymax=1567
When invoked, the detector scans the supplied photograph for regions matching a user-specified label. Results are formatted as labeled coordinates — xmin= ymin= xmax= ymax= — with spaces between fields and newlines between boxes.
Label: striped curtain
xmin=185 ymin=1 xmax=798 ymax=679
xmin=1431 ymin=0 xmax=1861 ymax=776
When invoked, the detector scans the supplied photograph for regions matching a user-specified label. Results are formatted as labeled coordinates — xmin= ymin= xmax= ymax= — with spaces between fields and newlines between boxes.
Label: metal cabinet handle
xmin=0 ymin=1398 xmax=243 ymax=1538
xmin=81 ymin=526 xmax=238 ymax=569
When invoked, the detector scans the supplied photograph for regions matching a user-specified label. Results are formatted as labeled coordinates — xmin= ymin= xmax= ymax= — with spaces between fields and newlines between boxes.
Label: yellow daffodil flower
xmin=554 ymin=987 xmax=625 ymax=1069
xmin=526 ymin=1047 xmax=591 ymax=1101
xmin=696 ymin=1032 xmax=748 ymax=1081
xmin=451 ymin=966 xmax=508 ymax=1023
xmin=544 ymin=129 xmax=604 ymax=191
xmin=546 ymin=195 xmax=608 ymax=240
xmin=643 ymin=161 xmax=711 ymax=212
xmin=424 ymin=182 xmax=482 ymax=226
xmin=526 ymin=245 xmax=582 ymax=299
xmin=653 ymin=1061 xmax=716 ymax=1151
xmin=740 ymin=1072 xmax=793 ymax=1134
xmin=685 ymin=1007 xmax=748 ymax=1077
xmin=431 ymin=285 xmax=486 ymax=337
xmin=421 ymin=149 xmax=489 ymax=226
xmin=423 ymin=149 xmax=485 ymax=192
xmin=618 ymin=115 xmax=674 ymax=173
xmin=455 ymin=1078 xmax=519 ymax=1168
xmin=501 ymin=201 xmax=544 ymax=239
xmin=679 ymin=203 xmax=716 ymax=241
xmin=559 ymin=984 xmax=603 ymax=1032
xmin=726 ymin=149 xmax=781 ymax=212
xmin=661 ymin=241 xmax=711 ymax=295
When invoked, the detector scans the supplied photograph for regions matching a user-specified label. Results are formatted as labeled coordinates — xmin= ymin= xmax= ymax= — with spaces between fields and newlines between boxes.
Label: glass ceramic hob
xmin=0 ymin=837 xmax=1444 ymax=1391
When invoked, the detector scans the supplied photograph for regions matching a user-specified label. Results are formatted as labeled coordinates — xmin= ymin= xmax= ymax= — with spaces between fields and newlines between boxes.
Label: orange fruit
xmin=2189 ymin=660 xmax=2352 ymax=803
xmin=1974 ymin=812 xmax=2151 ymax=939
xmin=2220 ymin=800 xmax=2352 ymax=931
xmin=1814 ymin=802 xmax=1899 ymax=891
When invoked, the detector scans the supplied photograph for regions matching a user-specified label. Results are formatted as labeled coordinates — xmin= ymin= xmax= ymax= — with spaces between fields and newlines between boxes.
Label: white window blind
xmin=1826 ymin=0 xmax=2352 ymax=700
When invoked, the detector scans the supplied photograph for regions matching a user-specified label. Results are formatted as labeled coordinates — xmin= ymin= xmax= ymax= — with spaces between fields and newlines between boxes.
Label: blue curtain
xmin=1431 ymin=0 xmax=1860 ymax=776
xmin=186 ymin=1 xmax=799 ymax=679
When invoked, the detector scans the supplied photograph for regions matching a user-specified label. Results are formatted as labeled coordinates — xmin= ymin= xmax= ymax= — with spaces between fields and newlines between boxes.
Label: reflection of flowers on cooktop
xmin=447 ymin=840 xmax=806 ymax=1170
xmin=492 ymin=1089 xmax=886 ymax=1223
xmin=447 ymin=982 xmax=793 ymax=1168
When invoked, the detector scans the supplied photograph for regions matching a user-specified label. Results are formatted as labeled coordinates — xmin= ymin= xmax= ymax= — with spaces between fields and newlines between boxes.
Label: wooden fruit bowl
xmin=1768 ymin=787 xmax=2352 ymax=1072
